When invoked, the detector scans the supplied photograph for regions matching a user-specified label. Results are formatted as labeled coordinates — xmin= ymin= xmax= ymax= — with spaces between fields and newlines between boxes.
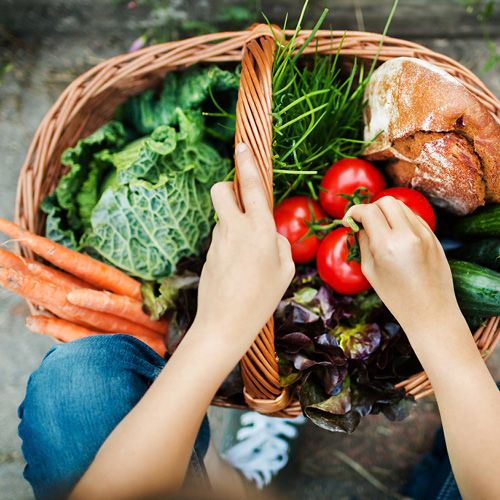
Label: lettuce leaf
xmin=299 ymin=373 xmax=412 ymax=434
xmin=41 ymin=195 xmax=80 ymax=250
xmin=142 ymin=273 xmax=200 ymax=321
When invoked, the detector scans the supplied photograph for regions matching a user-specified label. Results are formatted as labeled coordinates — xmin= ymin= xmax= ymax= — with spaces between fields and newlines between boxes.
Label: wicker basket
xmin=16 ymin=24 xmax=500 ymax=418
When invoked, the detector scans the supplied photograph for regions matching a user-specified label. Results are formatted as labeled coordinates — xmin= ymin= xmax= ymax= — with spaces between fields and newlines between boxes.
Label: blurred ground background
xmin=0 ymin=1 xmax=499 ymax=498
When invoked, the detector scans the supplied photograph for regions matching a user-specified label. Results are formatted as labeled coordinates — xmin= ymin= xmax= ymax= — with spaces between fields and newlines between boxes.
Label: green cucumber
xmin=452 ymin=204 xmax=500 ymax=239
xmin=448 ymin=238 xmax=500 ymax=271
xmin=449 ymin=260 xmax=500 ymax=318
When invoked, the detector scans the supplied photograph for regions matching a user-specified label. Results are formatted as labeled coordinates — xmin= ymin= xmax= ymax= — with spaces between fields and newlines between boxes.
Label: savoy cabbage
xmin=42 ymin=65 xmax=237 ymax=280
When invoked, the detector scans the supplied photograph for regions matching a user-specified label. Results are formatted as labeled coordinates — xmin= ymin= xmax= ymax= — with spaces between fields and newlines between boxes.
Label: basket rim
xmin=13 ymin=24 xmax=500 ymax=417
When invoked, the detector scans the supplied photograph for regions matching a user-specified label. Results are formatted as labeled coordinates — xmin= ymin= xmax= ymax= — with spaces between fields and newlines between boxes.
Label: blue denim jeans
xmin=403 ymin=426 xmax=461 ymax=500
xmin=18 ymin=334 xmax=210 ymax=500
xmin=403 ymin=382 xmax=500 ymax=500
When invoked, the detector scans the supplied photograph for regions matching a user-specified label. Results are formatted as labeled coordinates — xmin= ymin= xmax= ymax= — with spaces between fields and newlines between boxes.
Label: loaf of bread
xmin=363 ymin=57 xmax=500 ymax=215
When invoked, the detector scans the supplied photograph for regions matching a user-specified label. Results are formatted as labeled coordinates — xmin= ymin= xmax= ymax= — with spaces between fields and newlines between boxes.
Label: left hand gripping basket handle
xmin=234 ymin=24 xmax=296 ymax=416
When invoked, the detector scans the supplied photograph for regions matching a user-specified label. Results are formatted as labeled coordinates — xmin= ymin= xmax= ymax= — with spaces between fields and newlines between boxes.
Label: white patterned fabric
xmin=222 ymin=412 xmax=306 ymax=488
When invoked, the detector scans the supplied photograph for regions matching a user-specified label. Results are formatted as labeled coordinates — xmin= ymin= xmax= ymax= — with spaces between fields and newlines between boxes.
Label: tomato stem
xmin=338 ymin=186 xmax=371 ymax=211
xmin=345 ymin=216 xmax=360 ymax=233
xmin=308 ymin=219 xmax=344 ymax=232
xmin=346 ymin=231 xmax=361 ymax=263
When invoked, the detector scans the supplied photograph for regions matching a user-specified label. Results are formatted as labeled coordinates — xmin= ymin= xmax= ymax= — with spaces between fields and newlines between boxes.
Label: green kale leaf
xmin=41 ymin=195 xmax=80 ymax=250
xmin=54 ymin=122 xmax=127 ymax=232
xmin=117 ymin=65 xmax=239 ymax=136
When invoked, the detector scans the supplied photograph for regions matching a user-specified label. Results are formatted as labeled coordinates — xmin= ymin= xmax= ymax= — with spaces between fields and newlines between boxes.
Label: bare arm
xmin=345 ymin=197 xmax=500 ymax=500
xmin=71 ymin=144 xmax=294 ymax=499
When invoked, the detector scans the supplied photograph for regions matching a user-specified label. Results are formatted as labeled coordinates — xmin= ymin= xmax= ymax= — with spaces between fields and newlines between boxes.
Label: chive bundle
xmin=269 ymin=0 xmax=398 ymax=204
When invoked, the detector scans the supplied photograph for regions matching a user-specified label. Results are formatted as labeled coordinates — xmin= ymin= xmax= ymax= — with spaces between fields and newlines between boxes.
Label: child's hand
xmin=193 ymin=143 xmax=295 ymax=354
xmin=346 ymin=197 xmax=500 ymax=500
xmin=72 ymin=145 xmax=294 ymax=499
xmin=344 ymin=196 xmax=461 ymax=335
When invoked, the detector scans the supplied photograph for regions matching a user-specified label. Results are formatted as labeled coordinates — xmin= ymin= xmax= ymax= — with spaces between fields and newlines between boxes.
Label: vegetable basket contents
xmin=3 ymin=5 xmax=500 ymax=432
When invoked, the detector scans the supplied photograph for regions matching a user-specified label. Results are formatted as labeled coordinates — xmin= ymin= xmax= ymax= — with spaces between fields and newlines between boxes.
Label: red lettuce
xmin=275 ymin=267 xmax=417 ymax=433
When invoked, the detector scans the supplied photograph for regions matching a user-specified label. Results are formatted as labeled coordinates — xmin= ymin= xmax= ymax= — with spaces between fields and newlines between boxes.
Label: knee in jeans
xmin=20 ymin=334 xmax=160 ymax=424
xmin=18 ymin=335 xmax=162 ymax=499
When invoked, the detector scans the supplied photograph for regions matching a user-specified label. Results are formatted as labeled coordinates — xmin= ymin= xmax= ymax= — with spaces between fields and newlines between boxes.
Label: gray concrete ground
xmin=0 ymin=1 xmax=499 ymax=498
xmin=0 ymin=31 xmax=133 ymax=500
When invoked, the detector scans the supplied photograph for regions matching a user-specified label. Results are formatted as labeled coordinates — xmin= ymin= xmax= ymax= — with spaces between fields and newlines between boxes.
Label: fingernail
xmin=236 ymin=143 xmax=247 ymax=153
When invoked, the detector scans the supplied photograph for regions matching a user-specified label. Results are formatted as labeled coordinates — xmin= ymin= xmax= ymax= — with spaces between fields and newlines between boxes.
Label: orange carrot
xmin=0 ymin=218 xmax=142 ymax=300
xmin=48 ymin=303 xmax=166 ymax=347
xmin=66 ymin=289 xmax=168 ymax=335
xmin=26 ymin=316 xmax=166 ymax=356
xmin=0 ymin=267 xmax=163 ymax=341
xmin=26 ymin=316 xmax=97 ymax=342
xmin=0 ymin=248 xmax=27 ymax=271
xmin=0 ymin=249 xmax=92 ymax=291
xmin=26 ymin=260 xmax=93 ymax=291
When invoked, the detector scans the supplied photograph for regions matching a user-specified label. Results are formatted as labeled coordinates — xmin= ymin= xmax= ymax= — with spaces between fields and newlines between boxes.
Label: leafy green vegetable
xmin=112 ymin=128 xmax=178 ymax=184
xmin=276 ymin=266 xmax=416 ymax=433
xmin=300 ymin=373 xmax=412 ymax=433
xmin=83 ymin=113 xmax=229 ymax=279
xmin=55 ymin=122 xmax=127 ymax=233
xmin=41 ymin=195 xmax=80 ymax=250
xmin=142 ymin=273 xmax=200 ymax=321
xmin=76 ymin=160 xmax=104 ymax=228
xmin=333 ymin=323 xmax=381 ymax=361
xmin=300 ymin=375 xmax=358 ymax=433
xmin=43 ymin=65 xmax=237 ymax=281
xmin=117 ymin=65 xmax=239 ymax=139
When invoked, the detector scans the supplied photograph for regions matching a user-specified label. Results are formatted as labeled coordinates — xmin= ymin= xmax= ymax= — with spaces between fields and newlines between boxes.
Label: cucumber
xmin=452 ymin=204 xmax=500 ymax=239
xmin=448 ymin=238 xmax=500 ymax=271
xmin=449 ymin=260 xmax=500 ymax=318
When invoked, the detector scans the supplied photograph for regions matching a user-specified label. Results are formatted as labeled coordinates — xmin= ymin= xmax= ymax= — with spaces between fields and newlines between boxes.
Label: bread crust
xmin=363 ymin=57 xmax=499 ymax=214
xmin=387 ymin=132 xmax=485 ymax=215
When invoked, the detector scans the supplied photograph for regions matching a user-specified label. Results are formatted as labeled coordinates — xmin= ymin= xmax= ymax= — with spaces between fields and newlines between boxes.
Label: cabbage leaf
xmin=117 ymin=65 xmax=239 ymax=137
xmin=42 ymin=66 xmax=236 ymax=280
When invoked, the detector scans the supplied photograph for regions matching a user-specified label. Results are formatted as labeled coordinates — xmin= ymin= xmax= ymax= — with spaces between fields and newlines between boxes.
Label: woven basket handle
xmin=234 ymin=25 xmax=276 ymax=207
xmin=233 ymin=25 xmax=296 ymax=415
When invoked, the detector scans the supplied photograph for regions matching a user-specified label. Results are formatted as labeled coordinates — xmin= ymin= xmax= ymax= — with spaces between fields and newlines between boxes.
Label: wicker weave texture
xmin=15 ymin=25 xmax=500 ymax=417
xmin=234 ymin=27 xmax=500 ymax=415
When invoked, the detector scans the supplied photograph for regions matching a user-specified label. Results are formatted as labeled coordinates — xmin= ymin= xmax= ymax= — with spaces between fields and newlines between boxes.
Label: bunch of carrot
xmin=0 ymin=218 xmax=167 ymax=356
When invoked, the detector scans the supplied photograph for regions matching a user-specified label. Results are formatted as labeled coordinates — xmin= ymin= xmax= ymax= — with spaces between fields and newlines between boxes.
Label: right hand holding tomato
xmin=343 ymin=197 xmax=457 ymax=331
xmin=372 ymin=187 xmax=436 ymax=232
xmin=273 ymin=156 xmax=437 ymax=297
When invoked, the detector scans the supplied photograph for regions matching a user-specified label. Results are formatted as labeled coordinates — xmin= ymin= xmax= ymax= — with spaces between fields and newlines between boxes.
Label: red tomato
xmin=274 ymin=196 xmax=326 ymax=263
xmin=372 ymin=187 xmax=436 ymax=232
xmin=316 ymin=227 xmax=371 ymax=295
xmin=319 ymin=158 xmax=386 ymax=218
